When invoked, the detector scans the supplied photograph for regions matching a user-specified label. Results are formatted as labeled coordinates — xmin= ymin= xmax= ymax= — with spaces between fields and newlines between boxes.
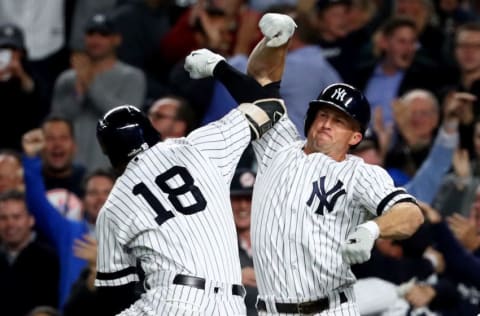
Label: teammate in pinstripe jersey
xmin=93 ymin=88 xmax=287 ymax=313
xmin=184 ymin=13 xmax=425 ymax=316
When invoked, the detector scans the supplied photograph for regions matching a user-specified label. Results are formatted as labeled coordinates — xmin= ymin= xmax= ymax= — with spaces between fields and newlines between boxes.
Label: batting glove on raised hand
xmin=259 ymin=13 xmax=297 ymax=47
xmin=184 ymin=48 xmax=225 ymax=79
xmin=341 ymin=221 xmax=380 ymax=265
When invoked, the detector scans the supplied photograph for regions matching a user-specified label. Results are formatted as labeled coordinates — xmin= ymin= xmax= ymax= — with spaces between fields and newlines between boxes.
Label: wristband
xmin=359 ymin=221 xmax=380 ymax=239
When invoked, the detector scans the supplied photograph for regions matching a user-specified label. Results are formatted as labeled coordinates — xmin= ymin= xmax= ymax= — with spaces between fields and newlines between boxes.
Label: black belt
xmin=173 ymin=274 xmax=245 ymax=297
xmin=256 ymin=291 xmax=347 ymax=314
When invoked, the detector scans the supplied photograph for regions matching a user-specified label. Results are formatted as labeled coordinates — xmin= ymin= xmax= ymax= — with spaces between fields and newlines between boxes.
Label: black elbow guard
xmin=238 ymin=98 xmax=286 ymax=140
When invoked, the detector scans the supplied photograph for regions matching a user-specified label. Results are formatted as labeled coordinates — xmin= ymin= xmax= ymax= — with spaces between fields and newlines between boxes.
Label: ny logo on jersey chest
xmin=306 ymin=176 xmax=346 ymax=215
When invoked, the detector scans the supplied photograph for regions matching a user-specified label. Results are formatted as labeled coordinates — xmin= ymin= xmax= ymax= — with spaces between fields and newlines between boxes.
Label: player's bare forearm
xmin=211 ymin=36 xmax=289 ymax=103
xmin=247 ymin=37 xmax=289 ymax=86
xmin=375 ymin=202 xmax=424 ymax=239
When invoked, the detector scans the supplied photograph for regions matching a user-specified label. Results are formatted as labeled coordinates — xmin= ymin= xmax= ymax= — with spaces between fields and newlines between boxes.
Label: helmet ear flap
xmin=97 ymin=105 xmax=161 ymax=173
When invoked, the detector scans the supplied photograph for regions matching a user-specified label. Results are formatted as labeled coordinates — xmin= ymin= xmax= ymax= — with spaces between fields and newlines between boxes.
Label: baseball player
xmin=184 ymin=13 xmax=424 ymax=315
xmin=93 ymin=91 xmax=286 ymax=313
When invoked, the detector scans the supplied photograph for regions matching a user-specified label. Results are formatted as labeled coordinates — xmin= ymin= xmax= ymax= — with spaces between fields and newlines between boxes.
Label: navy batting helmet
xmin=97 ymin=105 xmax=160 ymax=173
xmin=304 ymin=83 xmax=371 ymax=136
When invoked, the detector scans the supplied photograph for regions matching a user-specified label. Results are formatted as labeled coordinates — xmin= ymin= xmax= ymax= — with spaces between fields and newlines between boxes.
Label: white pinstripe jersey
xmin=95 ymin=109 xmax=250 ymax=289
xmin=251 ymin=116 xmax=414 ymax=302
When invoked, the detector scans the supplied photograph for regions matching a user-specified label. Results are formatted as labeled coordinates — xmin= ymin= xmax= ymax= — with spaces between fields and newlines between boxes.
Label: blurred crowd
xmin=2 ymin=0 xmax=480 ymax=315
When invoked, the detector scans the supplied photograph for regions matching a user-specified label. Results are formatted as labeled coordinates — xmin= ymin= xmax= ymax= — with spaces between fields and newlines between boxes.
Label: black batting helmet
xmin=304 ymin=83 xmax=371 ymax=136
xmin=97 ymin=105 xmax=160 ymax=173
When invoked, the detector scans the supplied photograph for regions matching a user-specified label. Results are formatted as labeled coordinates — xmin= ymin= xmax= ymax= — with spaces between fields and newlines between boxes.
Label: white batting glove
xmin=259 ymin=13 xmax=297 ymax=47
xmin=341 ymin=221 xmax=380 ymax=265
xmin=184 ymin=48 xmax=225 ymax=79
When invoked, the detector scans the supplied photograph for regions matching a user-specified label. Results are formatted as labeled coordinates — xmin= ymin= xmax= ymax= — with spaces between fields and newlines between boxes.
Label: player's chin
xmin=309 ymin=143 xmax=328 ymax=155
xmin=313 ymin=136 xmax=331 ymax=148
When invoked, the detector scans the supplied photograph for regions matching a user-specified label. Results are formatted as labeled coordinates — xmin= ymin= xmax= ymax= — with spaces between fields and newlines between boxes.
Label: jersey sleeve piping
xmin=96 ymin=266 xmax=137 ymax=281
xmin=376 ymin=189 xmax=408 ymax=216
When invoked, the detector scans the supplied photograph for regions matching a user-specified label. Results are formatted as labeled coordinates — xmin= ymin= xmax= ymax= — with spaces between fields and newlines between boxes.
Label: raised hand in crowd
xmin=233 ymin=9 xmax=263 ymax=56
xmin=22 ymin=128 xmax=46 ymax=157
xmin=443 ymin=91 xmax=477 ymax=126
xmin=2 ymin=49 xmax=34 ymax=92
xmin=188 ymin=0 xmax=233 ymax=55
xmin=391 ymin=98 xmax=417 ymax=146
xmin=372 ymin=106 xmax=394 ymax=159
xmin=446 ymin=213 xmax=480 ymax=252
xmin=452 ymin=148 xmax=471 ymax=189
xmin=71 ymin=52 xmax=94 ymax=96
xmin=418 ymin=200 xmax=442 ymax=224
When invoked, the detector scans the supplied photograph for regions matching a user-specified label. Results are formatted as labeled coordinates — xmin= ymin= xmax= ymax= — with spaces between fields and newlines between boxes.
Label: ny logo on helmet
xmin=331 ymin=88 xmax=347 ymax=101
xmin=306 ymin=176 xmax=346 ymax=215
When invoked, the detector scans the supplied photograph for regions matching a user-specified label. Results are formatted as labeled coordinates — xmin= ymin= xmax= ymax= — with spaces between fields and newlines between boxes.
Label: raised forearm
xmin=375 ymin=202 xmax=424 ymax=239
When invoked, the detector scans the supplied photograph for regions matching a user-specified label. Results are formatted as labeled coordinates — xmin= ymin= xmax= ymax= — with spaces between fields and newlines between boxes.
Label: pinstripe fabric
xmin=251 ymin=116 xmax=414 ymax=314
xmin=95 ymin=109 xmax=250 ymax=315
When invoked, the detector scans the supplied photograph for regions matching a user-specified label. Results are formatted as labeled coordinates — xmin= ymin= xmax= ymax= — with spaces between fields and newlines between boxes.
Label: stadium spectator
xmin=445 ymin=22 xmax=480 ymax=158
xmin=113 ymin=0 xmax=176 ymax=100
xmin=69 ymin=1 xmax=117 ymax=52
xmin=0 ymin=0 xmax=70 ymax=105
xmin=393 ymin=0 xmax=446 ymax=64
xmin=51 ymin=12 xmax=146 ymax=172
xmin=0 ymin=150 xmax=24 ymax=194
xmin=39 ymin=116 xmax=86 ymax=221
xmin=384 ymin=89 xmax=441 ymax=180
xmin=0 ymin=190 xmax=59 ymax=316
xmin=351 ymin=16 xmax=442 ymax=127
xmin=147 ymin=95 xmax=197 ymax=139
xmin=0 ymin=23 xmax=49 ymax=151
xmin=420 ymin=201 xmax=480 ymax=315
xmin=434 ymin=115 xmax=480 ymax=217
xmin=22 ymin=127 xmax=115 ymax=309
xmin=161 ymin=0 xmax=260 ymax=65
xmin=435 ymin=0 xmax=478 ymax=68
xmin=231 ymin=167 xmax=258 ymax=316
xmin=315 ymin=0 xmax=378 ymax=82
